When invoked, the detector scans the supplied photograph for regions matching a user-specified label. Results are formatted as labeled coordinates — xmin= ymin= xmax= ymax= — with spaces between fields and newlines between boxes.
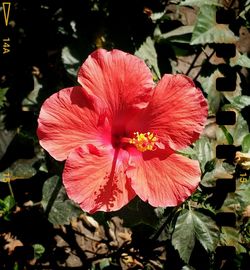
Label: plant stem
xmin=185 ymin=48 xmax=202 ymax=76
xmin=193 ymin=49 xmax=216 ymax=81
xmin=150 ymin=207 xmax=177 ymax=241
xmin=8 ymin=181 xmax=14 ymax=198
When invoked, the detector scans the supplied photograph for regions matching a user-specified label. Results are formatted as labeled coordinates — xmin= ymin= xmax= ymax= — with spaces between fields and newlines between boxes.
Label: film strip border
xmin=1 ymin=1 xmax=11 ymax=54
xmin=213 ymin=8 xmax=249 ymax=265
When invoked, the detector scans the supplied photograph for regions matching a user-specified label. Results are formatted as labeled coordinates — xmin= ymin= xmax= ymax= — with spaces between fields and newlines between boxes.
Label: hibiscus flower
xmin=37 ymin=49 xmax=208 ymax=213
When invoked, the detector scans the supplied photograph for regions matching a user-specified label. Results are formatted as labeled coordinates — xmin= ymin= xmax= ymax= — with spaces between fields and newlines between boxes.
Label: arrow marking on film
xmin=2 ymin=2 xmax=11 ymax=26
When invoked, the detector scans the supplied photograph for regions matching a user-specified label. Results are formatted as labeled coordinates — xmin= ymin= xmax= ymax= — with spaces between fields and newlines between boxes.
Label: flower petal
xmin=128 ymin=74 xmax=208 ymax=151
xmin=78 ymin=49 xmax=155 ymax=112
xmin=127 ymin=151 xmax=201 ymax=207
xmin=63 ymin=145 xmax=136 ymax=213
xmin=37 ymin=86 xmax=110 ymax=161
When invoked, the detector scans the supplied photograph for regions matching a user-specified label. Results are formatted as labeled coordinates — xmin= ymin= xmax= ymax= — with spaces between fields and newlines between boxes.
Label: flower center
xmin=129 ymin=132 xmax=158 ymax=152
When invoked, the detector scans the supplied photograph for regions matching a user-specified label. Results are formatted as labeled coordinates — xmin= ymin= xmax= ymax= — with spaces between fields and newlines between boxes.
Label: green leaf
xmin=0 ymin=195 xmax=15 ymax=220
xmin=219 ymin=126 xmax=234 ymax=145
xmin=220 ymin=227 xmax=246 ymax=254
xmin=172 ymin=209 xmax=195 ymax=263
xmin=115 ymin=197 xmax=162 ymax=228
xmin=191 ymin=211 xmax=219 ymax=252
xmin=200 ymin=70 xmax=242 ymax=113
xmin=172 ymin=209 xmax=219 ymax=263
xmin=22 ymin=76 xmax=42 ymax=106
xmin=181 ymin=266 xmax=196 ymax=270
xmin=222 ymin=178 xmax=250 ymax=214
xmin=204 ymin=159 xmax=216 ymax=173
xmin=4 ymin=195 xmax=15 ymax=211
xmin=0 ymin=199 xmax=5 ymax=209
xmin=216 ymin=110 xmax=249 ymax=146
xmin=41 ymin=176 xmax=82 ymax=225
xmin=32 ymin=244 xmax=45 ymax=259
xmin=0 ymin=115 xmax=16 ymax=160
xmin=13 ymin=262 xmax=19 ymax=270
xmin=191 ymin=5 xmax=238 ymax=45
xmin=230 ymin=111 xmax=249 ymax=146
xmin=0 ymin=87 xmax=9 ymax=108
xmin=99 ymin=258 xmax=111 ymax=269
xmin=176 ymin=146 xmax=197 ymax=157
xmin=242 ymin=134 xmax=250 ymax=153
xmin=192 ymin=136 xmax=215 ymax=172
xmin=180 ymin=0 xmax=223 ymax=7
xmin=239 ymin=1 xmax=250 ymax=21
xmin=235 ymin=181 xmax=250 ymax=207
xmin=230 ymin=95 xmax=250 ymax=111
xmin=0 ymin=158 xmax=37 ymax=182
xmin=0 ymin=129 xmax=15 ymax=160
xmin=199 ymin=70 xmax=222 ymax=113
xmin=230 ymin=52 xmax=250 ymax=68
xmin=171 ymin=44 xmax=194 ymax=57
xmin=135 ymin=37 xmax=161 ymax=80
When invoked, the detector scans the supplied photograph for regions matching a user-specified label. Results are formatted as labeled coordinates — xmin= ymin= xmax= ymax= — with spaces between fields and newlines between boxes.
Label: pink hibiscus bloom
xmin=37 ymin=49 xmax=208 ymax=213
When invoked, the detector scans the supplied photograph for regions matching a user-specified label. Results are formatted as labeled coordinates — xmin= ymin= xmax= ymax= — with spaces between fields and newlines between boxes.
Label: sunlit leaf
xmin=220 ymin=227 xmax=246 ymax=254
xmin=242 ymin=134 xmax=250 ymax=153
xmin=191 ymin=5 xmax=238 ymax=45
xmin=230 ymin=95 xmax=250 ymax=111
xmin=150 ymin=11 xmax=166 ymax=22
xmin=228 ymin=111 xmax=249 ymax=146
xmin=4 ymin=195 xmax=15 ymax=211
xmin=200 ymin=70 xmax=241 ymax=113
xmin=230 ymin=51 xmax=250 ymax=68
xmin=192 ymin=136 xmax=215 ymax=172
xmin=41 ymin=176 xmax=82 ymax=225
xmin=135 ymin=37 xmax=161 ymax=80
xmin=180 ymin=0 xmax=223 ymax=7
xmin=216 ymin=110 xmax=249 ymax=146
xmin=33 ymin=244 xmax=45 ymax=259
xmin=99 ymin=258 xmax=111 ymax=270
xmin=239 ymin=0 xmax=250 ymax=20
xmin=177 ymin=146 xmax=197 ymax=157
xmin=0 ymin=195 xmax=15 ymax=220
xmin=199 ymin=70 xmax=222 ymax=113
xmin=172 ymin=209 xmax=219 ymax=263
xmin=61 ymin=46 xmax=80 ymax=77
xmin=181 ymin=266 xmax=196 ymax=270
xmin=235 ymin=181 xmax=250 ymax=207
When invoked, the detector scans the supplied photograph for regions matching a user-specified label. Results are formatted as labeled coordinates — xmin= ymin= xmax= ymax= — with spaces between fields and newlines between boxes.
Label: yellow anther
xmin=129 ymin=132 xmax=158 ymax=152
